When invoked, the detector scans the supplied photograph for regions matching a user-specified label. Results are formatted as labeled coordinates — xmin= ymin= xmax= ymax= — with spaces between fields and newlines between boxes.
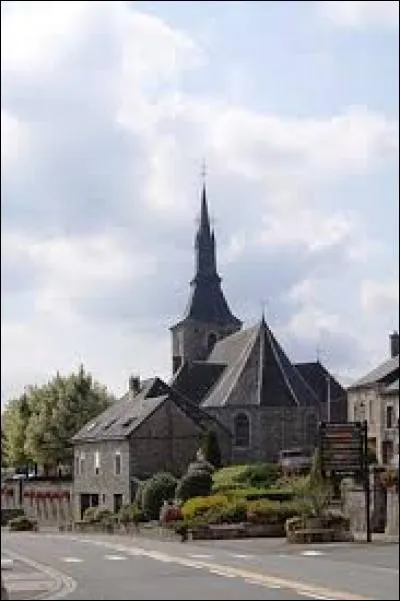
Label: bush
xmin=8 ymin=516 xmax=37 ymax=531
xmin=1 ymin=508 xmax=24 ymax=526
xmin=212 ymin=465 xmax=249 ymax=490
xmin=141 ymin=472 xmax=177 ymax=520
xmin=246 ymin=500 xmax=282 ymax=525
xmin=182 ymin=494 xmax=229 ymax=522
xmin=159 ymin=503 xmax=183 ymax=524
xmin=201 ymin=430 xmax=222 ymax=468
xmin=134 ymin=480 xmax=147 ymax=509
xmin=235 ymin=463 xmax=280 ymax=488
xmin=83 ymin=507 xmax=115 ymax=524
xmin=118 ymin=503 xmax=143 ymax=525
xmin=176 ymin=469 xmax=212 ymax=502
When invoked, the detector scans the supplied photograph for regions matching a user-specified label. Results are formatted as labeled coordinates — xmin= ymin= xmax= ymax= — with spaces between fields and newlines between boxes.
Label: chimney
xmin=390 ymin=331 xmax=399 ymax=358
xmin=129 ymin=375 xmax=141 ymax=395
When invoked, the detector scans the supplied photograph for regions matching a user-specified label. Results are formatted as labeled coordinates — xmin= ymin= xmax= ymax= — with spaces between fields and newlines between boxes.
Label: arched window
xmin=207 ymin=332 xmax=217 ymax=352
xmin=234 ymin=413 xmax=250 ymax=447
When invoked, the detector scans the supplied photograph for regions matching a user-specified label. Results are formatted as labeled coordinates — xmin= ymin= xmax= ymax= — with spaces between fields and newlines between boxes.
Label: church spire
xmin=194 ymin=183 xmax=217 ymax=280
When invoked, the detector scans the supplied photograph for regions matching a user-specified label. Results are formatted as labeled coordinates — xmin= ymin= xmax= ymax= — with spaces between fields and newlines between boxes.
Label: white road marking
xmin=35 ymin=534 xmax=370 ymax=601
xmin=189 ymin=553 xmax=214 ymax=559
xmin=104 ymin=554 xmax=127 ymax=561
xmin=296 ymin=593 xmax=333 ymax=600
xmin=1 ymin=559 xmax=14 ymax=570
xmin=61 ymin=557 xmax=83 ymax=563
xmin=230 ymin=553 xmax=254 ymax=559
xmin=301 ymin=550 xmax=325 ymax=557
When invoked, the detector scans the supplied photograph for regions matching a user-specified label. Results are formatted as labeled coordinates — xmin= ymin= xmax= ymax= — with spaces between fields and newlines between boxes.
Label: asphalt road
xmin=2 ymin=531 xmax=399 ymax=601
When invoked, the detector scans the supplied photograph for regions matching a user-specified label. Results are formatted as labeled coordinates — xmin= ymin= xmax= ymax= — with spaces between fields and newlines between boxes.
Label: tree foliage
xmin=201 ymin=429 xmax=222 ymax=468
xmin=2 ymin=365 xmax=113 ymax=471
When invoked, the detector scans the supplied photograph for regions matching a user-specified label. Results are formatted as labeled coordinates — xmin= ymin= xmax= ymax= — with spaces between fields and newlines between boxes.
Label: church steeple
xmin=170 ymin=181 xmax=242 ymax=374
xmin=194 ymin=184 xmax=218 ymax=281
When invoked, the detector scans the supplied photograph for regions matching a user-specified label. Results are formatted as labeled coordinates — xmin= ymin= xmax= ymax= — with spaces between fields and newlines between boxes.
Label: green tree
xmin=5 ymin=365 xmax=113 ymax=473
xmin=201 ymin=429 xmax=222 ymax=468
xmin=2 ymin=393 xmax=32 ymax=468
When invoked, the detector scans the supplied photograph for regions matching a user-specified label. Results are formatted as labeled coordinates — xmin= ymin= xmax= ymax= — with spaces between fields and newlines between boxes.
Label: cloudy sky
xmin=1 ymin=0 xmax=399 ymax=405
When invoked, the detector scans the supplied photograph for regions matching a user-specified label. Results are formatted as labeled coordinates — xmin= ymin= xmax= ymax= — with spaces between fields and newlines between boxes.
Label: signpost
xmin=319 ymin=420 xmax=371 ymax=543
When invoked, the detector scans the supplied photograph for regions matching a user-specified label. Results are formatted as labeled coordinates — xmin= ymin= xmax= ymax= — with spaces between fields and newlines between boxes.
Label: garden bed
xmin=188 ymin=522 xmax=285 ymax=541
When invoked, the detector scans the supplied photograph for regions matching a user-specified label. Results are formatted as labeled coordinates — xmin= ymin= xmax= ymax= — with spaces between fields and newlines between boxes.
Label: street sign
xmin=318 ymin=420 xmax=371 ymax=543
xmin=319 ymin=421 xmax=364 ymax=475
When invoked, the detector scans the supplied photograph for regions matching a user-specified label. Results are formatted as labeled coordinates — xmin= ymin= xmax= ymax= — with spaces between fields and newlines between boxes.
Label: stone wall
xmin=1 ymin=480 xmax=73 ymax=525
xmin=341 ymin=469 xmax=388 ymax=533
xmin=385 ymin=489 xmax=399 ymax=535
xmin=206 ymin=405 xmax=319 ymax=463
xmin=73 ymin=439 xmax=131 ymax=518
xmin=129 ymin=397 xmax=230 ymax=478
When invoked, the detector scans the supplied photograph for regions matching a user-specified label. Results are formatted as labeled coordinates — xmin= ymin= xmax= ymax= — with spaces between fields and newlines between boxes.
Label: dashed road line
xmin=301 ymin=550 xmax=325 ymax=557
xmin=104 ymin=554 xmax=127 ymax=561
xmin=230 ymin=553 xmax=254 ymax=559
xmin=189 ymin=553 xmax=214 ymax=559
xmin=67 ymin=536 xmax=371 ymax=600
xmin=61 ymin=557 xmax=83 ymax=563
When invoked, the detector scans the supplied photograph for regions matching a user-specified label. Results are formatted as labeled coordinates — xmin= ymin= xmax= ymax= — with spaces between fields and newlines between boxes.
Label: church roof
xmin=200 ymin=318 xmax=320 ymax=408
xmin=170 ymin=360 xmax=225 ymax=405
xmin=72 ymin=376 xmax=230 ymax=444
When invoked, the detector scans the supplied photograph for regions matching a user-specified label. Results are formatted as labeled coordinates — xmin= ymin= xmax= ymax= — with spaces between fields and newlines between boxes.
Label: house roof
xmin=200 ymin=318 xmax=320 ymax=408
xmin=71 ymin=378 xmax=168 ymax=442
xmin=72 ymin=376 xmax=230 ymax=444
xmin=294 ymin=361 xmax=346 ymax=403
xmin=348 ymin=355 xmax=399 ymax=390
xmin=383 ymin=379 xmax=399 ymax=394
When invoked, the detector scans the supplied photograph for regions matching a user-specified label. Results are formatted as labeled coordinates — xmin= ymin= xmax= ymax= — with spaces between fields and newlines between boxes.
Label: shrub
xmin=219 ymin=500 xmax=247 ymax=524
xmin=1 ymin=508 xmax=24 ymax=526
xmin=212 ymin=465 xmax=249 ymax=490
xmin=118 ymin=503 xmax=143 ymax=525
xmin=176 ymin=469 xmax=212 ymax=502
xmin=83 ymin=507 xmax=115 ymax=524
xmin=141 ymin=472 xmax=177 ymax=520
xmin=235 ymin=463 xmax=280 ymax=488
xmin=246 ymin=500 xmax=281 ymax=525
xmin=182 ymin=494 xmax=229 ymax=522
xmin=134 ymin=480 xmax=148 ymax=509
xmin=159 ymin=503 xmax=183 ymax=524
xmin=8 ymin=516 xmax=37 ymax=531
xmin=201 ymin=430 xmax=222 ymax=468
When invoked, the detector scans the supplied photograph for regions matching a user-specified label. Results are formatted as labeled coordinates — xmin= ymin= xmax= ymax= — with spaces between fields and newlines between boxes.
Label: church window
xmin=234 ymin=413 xmax=250 ymax=447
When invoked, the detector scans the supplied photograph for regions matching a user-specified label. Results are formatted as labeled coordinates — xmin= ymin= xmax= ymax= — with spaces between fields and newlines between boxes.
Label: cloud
xmin=1 ymin=0 xmax=398 ymax=403
xmin=361 ymin=278 xmax=400 ymax=314
xmin=318 ymin=1 xmax=399 ymax=30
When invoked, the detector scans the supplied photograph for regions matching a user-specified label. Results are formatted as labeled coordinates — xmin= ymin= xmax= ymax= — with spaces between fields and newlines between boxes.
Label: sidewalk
xmin=353 ymin=531 xmax=399 ymax=544
xmin=1 ymin=552 xmax=56 ymax=600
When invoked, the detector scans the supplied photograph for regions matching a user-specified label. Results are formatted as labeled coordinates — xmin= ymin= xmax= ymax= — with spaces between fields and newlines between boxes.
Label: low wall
xmin=1 ymin=480 xmax=73 ymax=526
xmin=385 ymin=489 xmax=399 ymax=535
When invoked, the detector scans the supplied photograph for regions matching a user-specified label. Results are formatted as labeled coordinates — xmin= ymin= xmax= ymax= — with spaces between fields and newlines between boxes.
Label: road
xmin=2 ymin=531 xmax=399 ymax=600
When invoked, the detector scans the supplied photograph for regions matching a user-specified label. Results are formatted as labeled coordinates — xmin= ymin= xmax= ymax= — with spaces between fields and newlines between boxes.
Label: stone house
xmin=71 ymin=377 xmax=231 ymax=518
xmin=347 ymin=332 xmax=399 ymax=465
xmin=71 ymin=184 xmax=346 ymax=516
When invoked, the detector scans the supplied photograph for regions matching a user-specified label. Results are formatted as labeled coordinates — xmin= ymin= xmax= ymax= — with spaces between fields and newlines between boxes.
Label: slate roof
xmin=182 ymin=278 xmax=242 ymax=327
xmin=348 ymin=355 xmax=399 ymax=390
xmin=170 ymin=361 xmax=225 ymax=405
xmin=200 ymin=318 xmax=320 ymax=408
xmin=72 ymin=376 xmax=230 ymax=444
xmin=294 ymin=362 xmax=345 ymax=403
xmin=383 ymin=379 xmax=399 ymax=394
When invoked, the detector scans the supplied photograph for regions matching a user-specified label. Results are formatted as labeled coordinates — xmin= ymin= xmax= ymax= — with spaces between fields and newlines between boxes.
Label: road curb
xmin=1 ymin=549 xmax=76 ymax=600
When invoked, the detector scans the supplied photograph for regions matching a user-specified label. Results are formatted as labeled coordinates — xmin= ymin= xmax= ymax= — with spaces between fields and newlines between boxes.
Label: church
xmin=72 ymin=184 xmax=346 ymax=516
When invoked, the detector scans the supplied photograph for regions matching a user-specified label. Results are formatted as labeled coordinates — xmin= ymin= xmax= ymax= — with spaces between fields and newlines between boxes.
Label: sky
xmin=1 ymin=0 xmax=399 ymax=406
